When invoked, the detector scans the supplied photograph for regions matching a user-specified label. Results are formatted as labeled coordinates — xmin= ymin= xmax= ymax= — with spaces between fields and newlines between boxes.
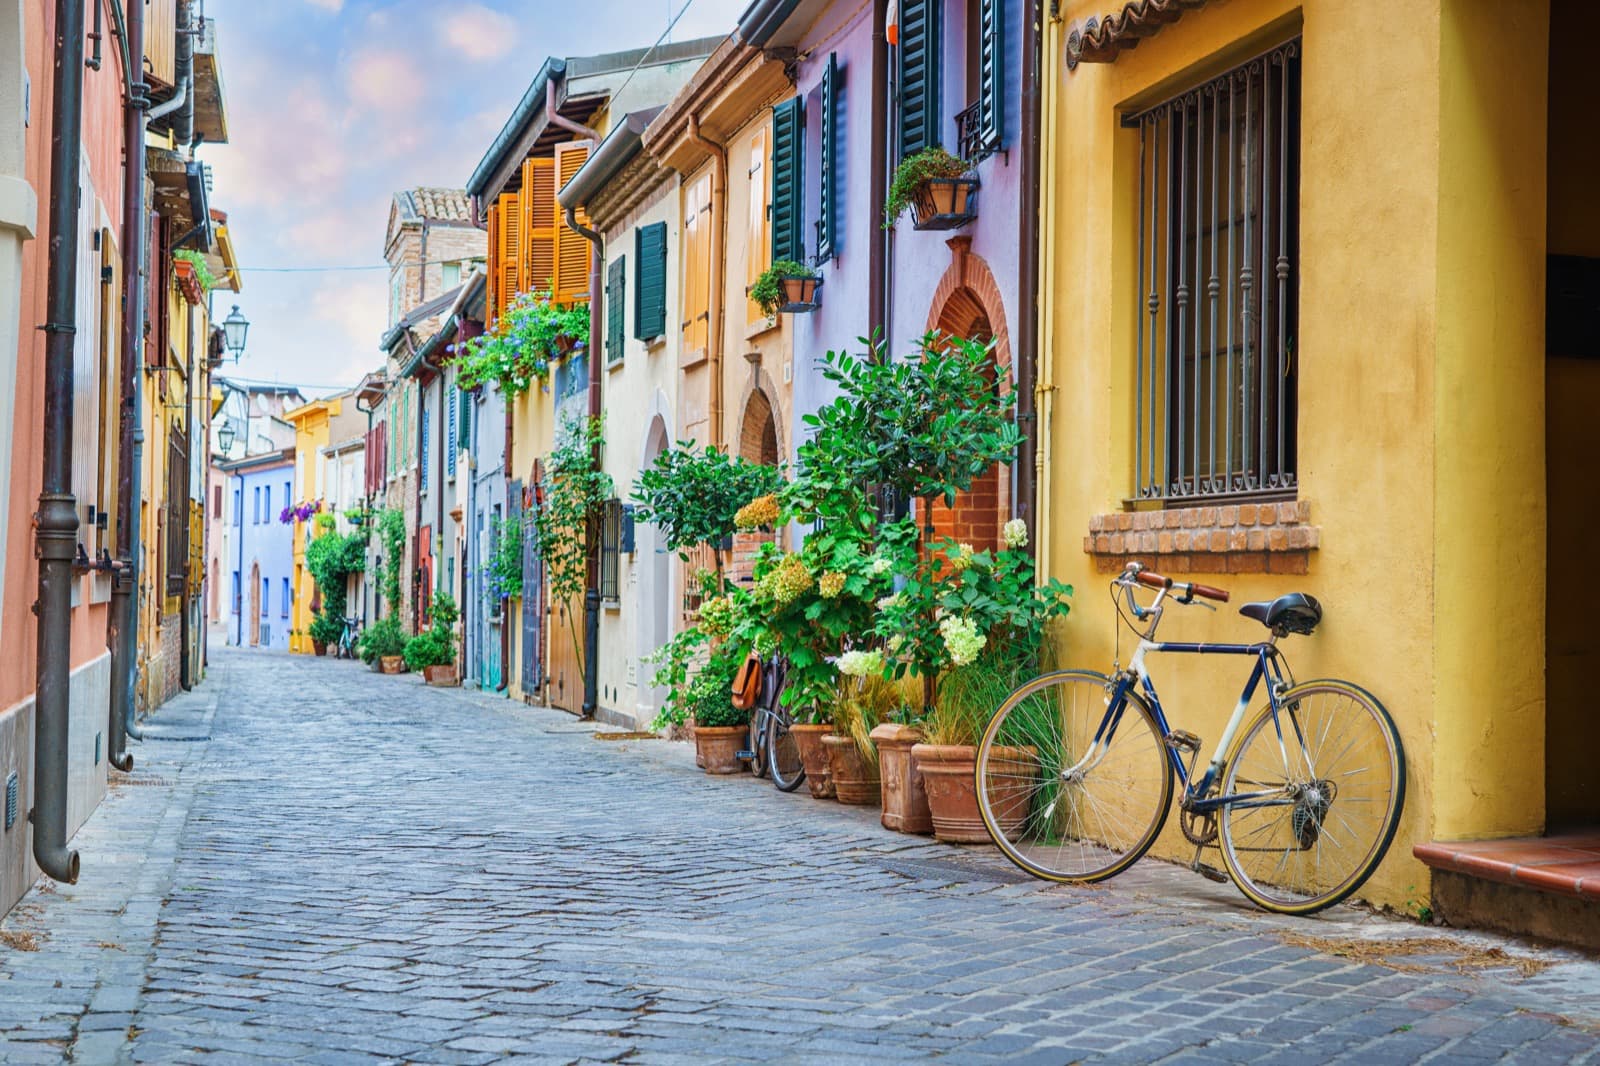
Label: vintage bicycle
xmin=736 ymin=650 xmax=806 ymax=792
xmin=975 ymin=561 xmax=1405 ymax=915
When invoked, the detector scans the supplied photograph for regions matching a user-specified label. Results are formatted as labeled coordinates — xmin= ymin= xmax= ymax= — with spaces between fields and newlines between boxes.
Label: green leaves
xmin=530 ymin=414 xmax=614 ymax=677
xmin=449 ymin=290 xmax=590 ymax=398
xmin=631 ymin=444 xmax=784 ymax=558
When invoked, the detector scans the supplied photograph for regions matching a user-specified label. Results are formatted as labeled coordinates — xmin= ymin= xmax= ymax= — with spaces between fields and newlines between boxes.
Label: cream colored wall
xmin=1041 ymin=0 xmax=1552 ymax=906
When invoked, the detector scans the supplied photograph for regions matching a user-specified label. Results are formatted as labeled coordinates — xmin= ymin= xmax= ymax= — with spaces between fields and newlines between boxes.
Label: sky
xmin=203 ymin=0 xmax=750 ymax=398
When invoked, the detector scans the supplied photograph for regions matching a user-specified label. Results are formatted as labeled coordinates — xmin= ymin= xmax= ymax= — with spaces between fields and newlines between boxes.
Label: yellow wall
xmin=1041 ymin=0 xmax=1552 ymax=906
xmin=286 ymin=399 xmax=339 ymax=652
xmin=1544 ymin=0 xmax=1599 ymax=827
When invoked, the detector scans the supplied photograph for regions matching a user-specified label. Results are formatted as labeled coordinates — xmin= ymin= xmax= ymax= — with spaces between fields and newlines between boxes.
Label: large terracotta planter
xmin=423 ymin=664 xmax=458 ymax=687
xmin=915 ymin=743 xmax=1036 ymax=844
xmin=313 ymin=641 xmax=328 ymax=657
xmin=821 ymin=734 xmax=880 ymax=805
xmin=791 ymin=724 xmax=834 ymax=799
xmin=871 ymin=724 xmax=932 ymax=834
xmin=694 ymin=726 xmax=747 ymax=775
xmin=380 ymin=655 xmax=405 ymax=675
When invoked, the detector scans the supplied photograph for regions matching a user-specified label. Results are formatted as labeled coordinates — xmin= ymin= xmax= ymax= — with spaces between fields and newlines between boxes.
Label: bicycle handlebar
xmin=1130 ymin=566 xmax=1230 ymax=603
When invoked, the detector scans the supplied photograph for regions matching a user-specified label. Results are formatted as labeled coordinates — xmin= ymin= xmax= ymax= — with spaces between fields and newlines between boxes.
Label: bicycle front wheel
xmin=765 ymin=706 xmax=805 ymax=792
xmin=1218 ymin=680 xmax=1405 ymax=915
xmin=749 ymin=714 xmax=770 ymax=779
xmin=977 ymin=670 xmax=1174 ymax=883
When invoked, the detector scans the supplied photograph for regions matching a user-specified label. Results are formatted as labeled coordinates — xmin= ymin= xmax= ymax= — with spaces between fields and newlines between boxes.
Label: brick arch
xmin=924 ymin=237 xmax=1011 ymax=553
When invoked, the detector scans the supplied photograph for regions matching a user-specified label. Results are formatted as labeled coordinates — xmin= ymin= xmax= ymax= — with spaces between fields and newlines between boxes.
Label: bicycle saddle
xmin=1239 ymin=592 xmax=1322 ymax=636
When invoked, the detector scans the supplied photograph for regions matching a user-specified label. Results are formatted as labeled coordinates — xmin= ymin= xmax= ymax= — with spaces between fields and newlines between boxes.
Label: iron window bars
xmin=600 ymin=498 xmax=623 ymax=603
xmin=1127 ymin=39 xmax=1301 ymax=504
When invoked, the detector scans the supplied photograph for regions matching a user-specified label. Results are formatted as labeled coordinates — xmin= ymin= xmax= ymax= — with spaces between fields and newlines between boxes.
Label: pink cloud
xmin=440 ymin=4 xmax=518 ymax=61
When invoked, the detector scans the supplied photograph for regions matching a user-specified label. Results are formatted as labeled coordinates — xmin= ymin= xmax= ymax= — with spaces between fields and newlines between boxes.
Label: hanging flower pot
xmin=777 ymin=273 xmax=822 ymax=313
xmin=911 ymin=176 xmax=980 ymax=231
xmin=751 ymin=260 xmax=822 ymax=316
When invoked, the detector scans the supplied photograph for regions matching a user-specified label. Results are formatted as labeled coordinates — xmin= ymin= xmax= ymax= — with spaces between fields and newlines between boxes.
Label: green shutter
xmin=817 ymin=53 xmax=838 ymax=263
xmin=633 ymin=222 xmax=667 ymax=341
xmin=770 ymin=96 xmax=804 ymax=264
xmin=978 ymin=0 xmax=1003 ymax=149
xmin=606 ymin=255 xmax=625 ymax=364
xmin=457 ymin=387 xmax=471 ymax=450
xmin=896 ymin=0 xmax=940 ymax=161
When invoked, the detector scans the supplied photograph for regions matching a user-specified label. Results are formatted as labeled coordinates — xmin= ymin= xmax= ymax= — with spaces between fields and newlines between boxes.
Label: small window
xmin=442 ymin=261 xmax=461 ymax=289
xmin=264 ymin=484 xmax=272 ymax=523
xmin=253 ymin=486 xmax=260 ymax=524
xmin=231 ymin=572 xmax=240 ymax=614
xmin=600 ymin=498 xmax=623 ymax=602
xmin=234 ymin=489 xmax=242 ymax=526
xmin=281 ymin=577 xmax=290 ymax=618
xmin=261 ymin=578 xmax=269 ymax=617
xmin=212 ymin=484 xmax=222 ymax=518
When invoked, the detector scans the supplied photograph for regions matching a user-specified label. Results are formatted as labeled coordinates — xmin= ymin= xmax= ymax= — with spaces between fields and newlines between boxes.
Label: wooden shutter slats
xmin=498 ymin=192 xmax=521 ymax=319
xmin=486 ymin=201 xmax=501 ymax=324
xmin=897 ymin=0 xmax=940 ymax=161
xmin=634 ymin=222 xmax=667 ymax=341
xmin=606 ymin=255 xmax=626 ymax=363
xmin=979 ymin=0 xmax=1004 ymax=148
xmin=818 ymin=54 xmax=838 ymax=262
xmin=770 ymin=98 xmax=804 ymax=264
xmin=523 ymin=158 xmax=556 ymax=295
xmin=552 ymin=142 xmax=592 ymax=304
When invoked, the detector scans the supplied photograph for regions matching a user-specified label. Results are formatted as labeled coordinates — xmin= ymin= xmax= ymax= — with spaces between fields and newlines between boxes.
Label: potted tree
xmin=884 ymin=147 xmax=978 ymax=231
xmin=685 ymin=653 xmax=750 ymax=775
xmin=358 ymin=616 xmax=407 ymax=674
xmin=308 ymin=611 xmax=342 ymax=657
xmin=750 ymin=260 xmax=823 ymax=316
xmin=404 ymin=593 xmax=460 ymax=686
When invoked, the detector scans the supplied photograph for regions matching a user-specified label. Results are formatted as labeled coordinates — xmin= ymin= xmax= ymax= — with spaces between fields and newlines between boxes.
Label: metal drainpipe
xmin=685 ymin=116 xmax=726 ymax=445
xmin=1014 ymin=0 xmax=1043 ymax=555
xmin=546 ymin=77 xmax=601 ymax=142
xmin=108 ymin=0 xmax=148 ymax=770
xmin=34 ymin=0 xmax=88 ymax=885
xmin=178 ymin=301 xmax=194 ymax=690
xmin=869 ymin=0 xmax=888 ymax=339
xmin=564 ymin=206 xmax=603 ymax=720
xmin=234 ymin=469 xmax=244 ymax=646
xmin=174 ymin=0 xmax=196 ymax=150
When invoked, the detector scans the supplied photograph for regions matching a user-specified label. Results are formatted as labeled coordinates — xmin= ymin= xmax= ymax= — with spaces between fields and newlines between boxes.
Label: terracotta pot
xmin=777 ymin=274 xmax=820 ymax=311
xmin=822 ymin=734 xmax=880 ymax=805
xmin=912 ymin=177 xmax=977 ymax=226
xmin=694 ymin=725 xmax=747 ymax=775
xmin=791 ymin=724 xmax=835 ymax=798
xmin=380 ymin=655 xmax=405 ymax=675
xmin=313 ymin=641 xmax=328 ymax=657
xmin=914 ymin=743 xmax=1036 ymax=844
xmin=871 ymin=724 xmax=932 ymax=834
xmin=423 ymin=664 xmax=458 ymax=687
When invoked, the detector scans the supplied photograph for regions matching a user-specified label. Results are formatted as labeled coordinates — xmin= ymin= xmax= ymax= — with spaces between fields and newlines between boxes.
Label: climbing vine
xmin=530 ymin=414 xmax=613 ymax=676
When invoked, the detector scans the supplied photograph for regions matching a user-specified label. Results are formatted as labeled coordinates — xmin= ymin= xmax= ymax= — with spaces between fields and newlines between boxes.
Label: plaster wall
xmin=226 ymin=459 xmax=295 ymax=651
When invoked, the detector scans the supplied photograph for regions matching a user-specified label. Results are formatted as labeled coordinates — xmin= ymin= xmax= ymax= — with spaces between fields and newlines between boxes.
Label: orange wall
xmin=4 ymin=1 xmax=133 ymax=709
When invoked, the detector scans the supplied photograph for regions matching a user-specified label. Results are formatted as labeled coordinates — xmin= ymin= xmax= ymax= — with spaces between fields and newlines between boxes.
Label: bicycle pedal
xmin=735 ymin=750 xmax=756 ymax=761
xmin=1191 ymin=861 xmax=1230 ymax=884
xmin=1165 ymin=729 xmax=1202 ymax=753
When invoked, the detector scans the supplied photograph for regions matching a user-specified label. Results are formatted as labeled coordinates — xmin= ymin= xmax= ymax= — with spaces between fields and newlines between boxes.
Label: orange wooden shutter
xmin=551 ymin=141 xmax=592 ymax=304
xmin=746 ymin=127 xmax=769 ymax=323
xmin=486 ymin=201 xmax=500 ymax=324
xmin=521 ymin=158 xmax=556 ymax=295
xmin=682 ymin=173 xmax=712 ymax=354
xmin=498 ymin=192 xmax=521 ymax=315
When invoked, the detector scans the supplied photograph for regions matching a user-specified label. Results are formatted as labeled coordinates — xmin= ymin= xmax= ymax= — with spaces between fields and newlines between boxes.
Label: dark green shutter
xmin=896 ymin=0 xmax=940 ymax=161
xmin=606 ymin=255 xmax=625 ymax=363
xmin=817 ymin=53 xmax=838 ymax=263
xmin=770 ymin=96 xmax=804 ymax=264
xmin=978 ymin=0 xmax=1003 ymax=149
xmin=633 ymin=222 xmax=667 ymax=341
xmin=457 ymin=387 xmax=471 ymax=449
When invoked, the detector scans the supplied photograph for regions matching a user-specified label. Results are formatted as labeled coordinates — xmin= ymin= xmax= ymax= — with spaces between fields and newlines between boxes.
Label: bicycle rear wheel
xmin=765 ymin=706 xmax=805 ymax=792
xmin=977 ymin=670 xmax=1174 ymax=883
xmin=1218 ymin=680 xmax=1405 ymax=915
xmin=749 ymin=713 xmax=770 ymax=779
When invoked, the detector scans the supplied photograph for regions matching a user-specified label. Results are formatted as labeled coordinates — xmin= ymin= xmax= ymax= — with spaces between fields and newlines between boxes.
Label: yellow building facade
xmin=1040 ymin=0 xmax=1586 ymax=916
xmin=283 ymin=397 xmax=342 ymax=653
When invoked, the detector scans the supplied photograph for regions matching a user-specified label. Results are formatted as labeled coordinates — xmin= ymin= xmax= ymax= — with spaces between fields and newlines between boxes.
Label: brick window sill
xmin=1084 ymin=500 xmax=1319 ymax=575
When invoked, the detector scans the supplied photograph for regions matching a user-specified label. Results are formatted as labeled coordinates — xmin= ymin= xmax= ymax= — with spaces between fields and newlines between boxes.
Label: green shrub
xmin=357 ymin=616 xmax=406 ymax=664
xmin=686 ymin=651 xmax=749 ymax=729
xmin=749 ymin=259 xmax=816 ymax=317
xmin=883 ymin=146 xmax=970 ymax=226
xmin=308 ymin=611 xmax=344 ymax=648
xmin=402 ymin=628 xmax=455 ymax=671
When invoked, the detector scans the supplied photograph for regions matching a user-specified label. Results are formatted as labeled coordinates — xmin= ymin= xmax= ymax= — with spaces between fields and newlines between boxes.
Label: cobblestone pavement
xmin=3 ymin=646 xmax=1600 ymax=1064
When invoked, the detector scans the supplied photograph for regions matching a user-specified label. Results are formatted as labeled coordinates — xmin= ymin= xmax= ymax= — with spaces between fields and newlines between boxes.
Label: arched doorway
xmin=637 ymin=414 xmax=673 ymax=722
xmin=739 ymin=387 xmax=780 ymax=466
xmin=928 ymin=283 xmax=1008 ymax=553
xmin=247 ymin=562 xmax=260 ymax=646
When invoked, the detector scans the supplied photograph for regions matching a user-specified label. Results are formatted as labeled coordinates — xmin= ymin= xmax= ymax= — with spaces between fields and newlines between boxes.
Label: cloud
xmin=440 ymin=4 xmax=518 ymax=61
xmin=345 ymin=47 xmax=426 ymax=117
xmin=303 ymin=0 xmax=343 ymax=11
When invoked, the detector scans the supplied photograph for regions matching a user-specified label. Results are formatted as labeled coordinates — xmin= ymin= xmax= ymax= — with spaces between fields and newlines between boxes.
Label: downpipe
xmin=107 ymin=0 xmax=149 ymax=770
xmin=34 ymin=0 xmax=88 ymax=885
xmin=564 ymin=205 xmax=603 ymax=721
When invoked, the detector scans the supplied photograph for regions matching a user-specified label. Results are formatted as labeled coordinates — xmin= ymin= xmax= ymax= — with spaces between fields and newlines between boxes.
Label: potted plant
xmin=684 ymin=655 xmax=750 ymax=775
xmin=750 ymin=260 xmax=822 ymax=316
xmin=404 ymin=593 xmax=460 ymax=685
xmin=308 ymin=611 xmax=342 ymax=657
xmin=872 ymin=717 xmax=933 ymax=834
xmin=358 ymin=616 xmax=407 ymax=674
xmin=824 ymin=653 xmax=911 ymax=805
xmin=449 ymin=289 xmax=590 ymax=398
xmin=883 ymin=147 xmax=978 ymax=230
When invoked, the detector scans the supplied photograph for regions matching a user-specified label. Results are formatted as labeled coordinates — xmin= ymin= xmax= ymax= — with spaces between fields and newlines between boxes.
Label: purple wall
xmin=229 ymin=458 xmax=295 ymax=650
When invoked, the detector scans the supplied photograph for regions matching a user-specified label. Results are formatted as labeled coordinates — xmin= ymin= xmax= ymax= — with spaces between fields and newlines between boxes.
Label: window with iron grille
xmin=166 ymin=427 xmax=188 ymax=597
xmin=600 ymin=498 xmax=622 ymax=603
xmin=1128 ymin=39 xmax=1301 ymax=504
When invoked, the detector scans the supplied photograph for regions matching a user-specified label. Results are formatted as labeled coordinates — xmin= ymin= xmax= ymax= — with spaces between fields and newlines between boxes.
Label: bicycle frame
xmin=1085 ymin=583 xmax=1303 ymax=815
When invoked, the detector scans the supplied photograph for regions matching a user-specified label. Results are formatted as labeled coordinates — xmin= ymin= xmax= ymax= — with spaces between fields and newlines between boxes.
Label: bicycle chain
xmin=1181 ymin=808 xmax=1218 ymax=847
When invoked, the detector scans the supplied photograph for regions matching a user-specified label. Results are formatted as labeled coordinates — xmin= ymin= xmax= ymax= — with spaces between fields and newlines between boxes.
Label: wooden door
xmin=248 ymin=562 xmax=260 ymax=646
xmin=546 ymin=593 xmax=580 ymax=713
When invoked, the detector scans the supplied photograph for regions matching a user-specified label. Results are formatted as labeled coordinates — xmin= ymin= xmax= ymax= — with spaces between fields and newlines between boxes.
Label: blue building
xmin=219 ymin=449 xmax=296 ymax=650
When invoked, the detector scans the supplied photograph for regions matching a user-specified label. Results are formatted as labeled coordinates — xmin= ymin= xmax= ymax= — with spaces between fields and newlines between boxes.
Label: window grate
xmin=5 ymin=770 xmax=17 ymax=831
xmin=600 ymin=498 xmax=622 ymax=602
xmin=1128 ymin=39 xmax=1300 ymax=504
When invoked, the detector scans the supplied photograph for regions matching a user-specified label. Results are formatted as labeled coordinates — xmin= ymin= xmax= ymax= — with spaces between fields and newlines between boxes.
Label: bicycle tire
xmin=765 ymin=704 xmax=805 ymax=792
xmin=977 ymin=670 xmax=1174 ymax=883
xmin=1217 ymin=679 xmax=1406 ymax=915
xmin=749 ymin=712 xmax=770 ymax=779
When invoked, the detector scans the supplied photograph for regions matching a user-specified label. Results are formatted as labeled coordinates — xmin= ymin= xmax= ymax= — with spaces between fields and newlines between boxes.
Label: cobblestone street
xmin=1 ymin=647 xmax=1597 ymax=1064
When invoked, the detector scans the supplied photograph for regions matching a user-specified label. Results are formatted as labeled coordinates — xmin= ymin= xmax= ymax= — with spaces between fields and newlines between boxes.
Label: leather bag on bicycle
xmin=731 ymin=651 xmax=763 ymax=710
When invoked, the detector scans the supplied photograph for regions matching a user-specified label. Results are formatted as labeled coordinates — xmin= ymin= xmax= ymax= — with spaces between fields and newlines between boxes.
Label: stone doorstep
xmin=1414 ymin=829 xmax=1600 ymax=900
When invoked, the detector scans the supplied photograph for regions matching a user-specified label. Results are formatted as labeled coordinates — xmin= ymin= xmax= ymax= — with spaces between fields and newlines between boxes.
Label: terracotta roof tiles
xmin=1065 ymin=0 xmax=1211 ymax=70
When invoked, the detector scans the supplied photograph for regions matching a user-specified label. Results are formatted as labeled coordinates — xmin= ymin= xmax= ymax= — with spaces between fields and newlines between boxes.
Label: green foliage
xmin=448 ymin=290 xmax=589 ymax=397
xmin=428 ymin=592 xmax=459 ymax=630
xmin=685 ymin=649 xmax=749 ymax=729
xmin=486 ymin=515 xmax=524 ymax=600
xmin=883 ymin=146 xmax=970 ymax=227
xmin=925 ymin=638 xmax=1053 ymax=747
xmin=314 ymin=512 xmax=337 ymax=534
xmin=305 ymin=529 xmax=367 ymax=626
xmin=749 ymin=259 xmax=817 ymax=317
xmin=531 ymin=414 xmax=613 ymax=675
xmin=645 ymin=625 xmax=710 ymax=732
xmin=376 ymin=508 xmax=406 ymax=617
xmin=308 ymin=611 xmax=344 ymax=648
xmin=631 ymin=444 xmax=784 ymax=559
xmin=357 ymin=616 xmax=406 ymax=664
xmin=172 ymin=248 xmax=222 ymax=291
xmin=403 ymin=628 xmax=455 ymax=671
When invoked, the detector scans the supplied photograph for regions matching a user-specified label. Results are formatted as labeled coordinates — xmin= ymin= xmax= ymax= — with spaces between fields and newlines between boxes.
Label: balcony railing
xmin=955 ymin=101 xmax=999 ymax=164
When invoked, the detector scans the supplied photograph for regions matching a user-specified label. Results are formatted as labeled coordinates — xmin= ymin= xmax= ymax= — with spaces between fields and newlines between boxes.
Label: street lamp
xmin=222 ymin=305 xmax=249 ymax=361
xmin=216 ymin=418 xmax=236 ymax=454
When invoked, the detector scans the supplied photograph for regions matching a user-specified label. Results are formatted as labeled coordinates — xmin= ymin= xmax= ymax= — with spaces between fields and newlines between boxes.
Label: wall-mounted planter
xmin=912 ymin=177 xmax=980 ymax=231
xmin=777 ymin=274 xmax=823 ymax=314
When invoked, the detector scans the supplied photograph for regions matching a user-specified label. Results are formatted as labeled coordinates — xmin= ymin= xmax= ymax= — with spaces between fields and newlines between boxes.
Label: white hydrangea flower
xmin=836 ymin=649 xmax=885 ymax=678
xmin=1003 ymin=518 xmax=1028 ymax=549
